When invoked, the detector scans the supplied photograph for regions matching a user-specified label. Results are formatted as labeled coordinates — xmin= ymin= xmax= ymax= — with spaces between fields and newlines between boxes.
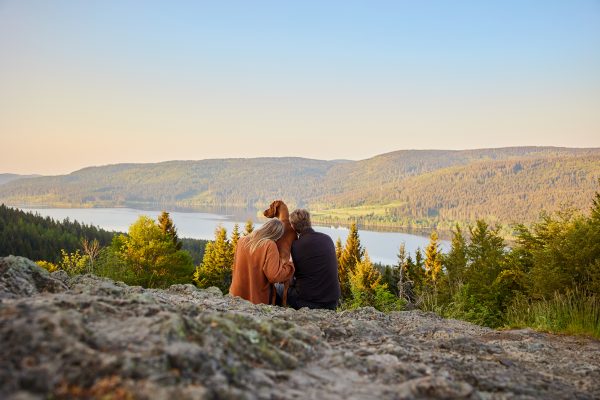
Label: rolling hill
xmin=0 ymin=174 xmax=41 ymax=186
xmin=1 ymin=147 xmax=599 ymax=228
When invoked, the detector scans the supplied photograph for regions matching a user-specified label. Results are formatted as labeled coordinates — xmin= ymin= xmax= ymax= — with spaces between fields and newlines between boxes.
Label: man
xmin=278 ymin=208 xmax=341 ymax=310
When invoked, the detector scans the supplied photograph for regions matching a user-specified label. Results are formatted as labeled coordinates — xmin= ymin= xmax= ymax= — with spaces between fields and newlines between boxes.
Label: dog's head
xmin=263 ymin=200 xmax=283 ymax=218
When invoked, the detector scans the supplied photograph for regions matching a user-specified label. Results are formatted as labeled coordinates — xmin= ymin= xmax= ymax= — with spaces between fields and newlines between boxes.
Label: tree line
xmin=0 ymin=204 xmax=114 ymax=262
xmin=0 ymin=206 xmax=208 ymax=285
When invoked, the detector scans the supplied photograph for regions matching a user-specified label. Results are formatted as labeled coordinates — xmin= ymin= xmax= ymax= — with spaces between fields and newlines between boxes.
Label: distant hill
xmin=1 ymin=147 xmax=599 ymax=228
xmin=0 ymin=174 xmax=41 ymax=185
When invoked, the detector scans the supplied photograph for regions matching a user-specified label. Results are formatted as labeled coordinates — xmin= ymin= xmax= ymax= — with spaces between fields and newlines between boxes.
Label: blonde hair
xmin=244 ymin=219 xmax=284 ymax=253
xmin=290 ymin=209 xmax=311 ymax=234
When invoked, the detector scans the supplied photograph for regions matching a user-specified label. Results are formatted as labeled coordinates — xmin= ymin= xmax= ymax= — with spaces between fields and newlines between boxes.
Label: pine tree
xmin=444 ymin=224 xmax=468 ymax=294
xmin=424 ymin=231 xmax=443 ymax=290
xmin=158 ymin=211 xmax=182 ymax=250
xmin=338 ymin=222 xmax=364 ymax=299
xmin=230 ymin=223 xmax=241 ymax=271
xmin=346 ymin=251 xmax=403 ymax=311
xmin=591 ymin=181 xmax=600 ymax=223
xmin=466 ymin=220 xmax=506 ymax=294
xmin=405 ymin=248 xmax=426 ymax=295
xmin=193 ymin=226 xmax=233 ymax=294
xmin=231 ymin=223 xmax=240 ymax=254
xmin=348 ymin=251 xmax=381 ymax=307
xmin=243 ymin=220 xmax=254 ymax=236
xmin=335 ymin=237 xmax=343 ymax=261
xmin=395 ymin=243 xmax=407 ymax=298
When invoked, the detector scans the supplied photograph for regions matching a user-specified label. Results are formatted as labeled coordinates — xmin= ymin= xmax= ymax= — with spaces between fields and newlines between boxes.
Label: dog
xmin=263 ymin=200 xmax=297 ymax=306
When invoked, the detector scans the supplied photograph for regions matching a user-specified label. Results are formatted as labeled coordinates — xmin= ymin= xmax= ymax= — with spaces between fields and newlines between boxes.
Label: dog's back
xmin=264 ymin=200 xmax=297 ymax=306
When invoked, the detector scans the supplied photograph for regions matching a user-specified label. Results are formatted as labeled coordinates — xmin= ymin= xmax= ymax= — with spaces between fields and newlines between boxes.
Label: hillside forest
xmin=1 ymin=147 xmax=599 ymax=230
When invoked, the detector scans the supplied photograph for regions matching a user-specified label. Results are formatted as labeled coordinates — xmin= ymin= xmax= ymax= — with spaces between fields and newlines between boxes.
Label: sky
xmin=1 ymin=0 xmax=599 ymax=175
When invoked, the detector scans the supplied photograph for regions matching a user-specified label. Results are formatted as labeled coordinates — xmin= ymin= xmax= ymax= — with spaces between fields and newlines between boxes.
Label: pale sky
xmin=1 ymin=0 xmax=599 ymax=175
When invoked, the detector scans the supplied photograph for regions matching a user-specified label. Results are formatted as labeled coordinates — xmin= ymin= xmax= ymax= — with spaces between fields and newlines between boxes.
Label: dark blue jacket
xmin=291 ymin=228 xmax=341 ymax=304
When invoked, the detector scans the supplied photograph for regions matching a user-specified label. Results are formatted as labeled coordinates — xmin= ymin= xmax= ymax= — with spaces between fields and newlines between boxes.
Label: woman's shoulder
xmin=258 ymin=239 xmax=277 ymax=253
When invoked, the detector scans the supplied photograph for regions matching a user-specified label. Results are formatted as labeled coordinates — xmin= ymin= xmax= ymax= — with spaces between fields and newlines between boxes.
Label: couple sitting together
xmin=229 ymin=208 xmax=341 ymax=310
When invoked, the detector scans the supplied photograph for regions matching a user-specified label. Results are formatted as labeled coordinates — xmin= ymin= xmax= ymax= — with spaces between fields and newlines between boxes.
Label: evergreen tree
xmin=193 ymin=226 xmax=233 ymax=294
xmin=444 ymin=224 xmax=468 ymax=295
xmin=424 ymin=231 xmax=443 ymax=290
xmin=335 ymin=237 xmax=343 ymax=261
xmin=591 ymin=179 xmax=600 ymax=223
xmin=405 ymin=248 xmax=426 ymax=295
xmin=338 ymin=222 xmax=365 ymax=299
xmin=381 ymin=265 xmax=396 ymax=294
xmin=113 ymin=215 xmax=194 ymax=288
xmin=0 ymin=204 xmax=113 ymax=263
xmin=387 ymin=243 xmax=407 ymax=297
xmin=243 ymin=220 xmax=254 ymax=236
xmin=466 ymin=221 xmax=506 ymax=295
xmin=158 ymin=211 xmax=182 ymax=250
xmin=347 ymin=252 xmax=404 ymax=312
xmin=230 ymin=223 xmax=241 ymax=263
xmin=348 ymin=251 xmax=381 ymax=306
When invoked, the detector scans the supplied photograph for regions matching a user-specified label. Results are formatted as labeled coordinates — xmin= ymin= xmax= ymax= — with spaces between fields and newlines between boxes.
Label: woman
xmin=229 ymin=219 xmax=294 ymax=304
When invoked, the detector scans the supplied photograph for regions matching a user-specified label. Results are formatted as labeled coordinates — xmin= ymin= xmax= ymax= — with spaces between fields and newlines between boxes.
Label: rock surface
xmin=1 ymin=256 xmax=599 ymax=399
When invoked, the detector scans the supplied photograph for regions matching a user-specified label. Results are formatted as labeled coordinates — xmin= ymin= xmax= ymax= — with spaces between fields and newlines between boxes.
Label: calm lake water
xmin=19 ymin=207 xmax=450 ymax=266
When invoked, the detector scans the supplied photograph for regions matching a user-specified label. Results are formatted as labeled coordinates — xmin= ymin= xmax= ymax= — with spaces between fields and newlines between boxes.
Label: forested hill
xmin=0 ymin=174 xmax=41 ymax=185
xmin=1 ymin=147 xmax=599 ymax=227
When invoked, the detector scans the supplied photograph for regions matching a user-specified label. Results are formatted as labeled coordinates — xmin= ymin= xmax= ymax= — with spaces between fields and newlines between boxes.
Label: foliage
xmin=82 ymin=238 xmax=101 ymax=274
xmin=440 ymin=284 xmax=498 ymax=327
xmin=243 ymin=220 xmax=254 ymax=236
xmin=373 ymin=284 xmax=406 ymax=312
xmin=180 ymin=238 xmax=208 ymax=265
xmin=158 ymin=211 xmax=182 ymax=250
xmin=36 ymin=260 xmax=58 ymax=273
xmin=444 ymin=224 xmax=468 ymax=296
xmin=93 ymin=247 xmax=137 ymax=284
xmin=337 ymin=222 xmax=364 ymax=299
xmin=404 ymin=249 xmax=426 ymax=297
xmin=193 ymin=226 xmax=234 ymax=294
xmin=0 ymin=204 xmax=207 ymax=283
xmin=103 ymin=215 xmax=194 ymax=288
xmin=424 ymin=231 xmax=443 ymax=289
xmin=515 ymin=208 xmax=600 ymax=298
xmin=0 ymin=204 xmax=113 ymax=262
xmin=343 ymin=244 xmax=404 ymax=312
xmin=505 ymin=289 xmax=600 ymax=339
xmin=58 ymin=249 xmax=90 ymax=276
xmin=405 ymin=185 xmax=600 ymax=333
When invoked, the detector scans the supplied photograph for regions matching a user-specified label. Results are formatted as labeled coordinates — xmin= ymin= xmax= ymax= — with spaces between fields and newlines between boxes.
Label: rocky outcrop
xmin=1 ymin=256 xmax=599 ymax=399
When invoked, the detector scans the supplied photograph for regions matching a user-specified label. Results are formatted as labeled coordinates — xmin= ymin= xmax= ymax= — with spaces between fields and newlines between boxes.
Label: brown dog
xmin=263 ymin=200 xmax=297 ymax=306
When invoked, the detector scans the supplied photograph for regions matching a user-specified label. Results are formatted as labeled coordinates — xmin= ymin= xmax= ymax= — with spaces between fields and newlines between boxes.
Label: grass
xmin=505 ymin=289 xmax=600 ymax=339
xmin=311 ymin=201 xmax=406 ymax=219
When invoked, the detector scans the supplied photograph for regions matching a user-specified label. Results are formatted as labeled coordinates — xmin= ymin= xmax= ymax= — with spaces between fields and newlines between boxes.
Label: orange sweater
xmin=229 ymin=236 xmax=295 ymax=305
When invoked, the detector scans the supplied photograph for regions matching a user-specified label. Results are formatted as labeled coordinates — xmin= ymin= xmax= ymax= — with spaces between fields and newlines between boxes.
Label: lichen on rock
xmin=0 ymin=256 xmax=599 ymax=399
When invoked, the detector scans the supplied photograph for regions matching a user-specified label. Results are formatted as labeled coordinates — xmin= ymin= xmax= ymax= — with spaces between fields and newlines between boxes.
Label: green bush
xmin=441 ymin=284 xmax=501 ymax=327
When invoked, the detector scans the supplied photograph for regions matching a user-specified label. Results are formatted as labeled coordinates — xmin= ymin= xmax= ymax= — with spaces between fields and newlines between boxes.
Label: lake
xmin=18 ymin=207 xmax=450 ymax=266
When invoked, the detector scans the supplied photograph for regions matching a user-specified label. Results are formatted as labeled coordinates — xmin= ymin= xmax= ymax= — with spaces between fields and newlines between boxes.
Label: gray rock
xmin=0 ymin=256 xmax=67 ymax=299
xmin=0 ymin=256 xmax=599 ymax=399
